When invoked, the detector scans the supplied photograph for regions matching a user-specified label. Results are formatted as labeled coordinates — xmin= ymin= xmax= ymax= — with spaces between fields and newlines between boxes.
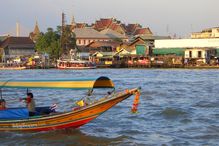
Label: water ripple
xmin=0 ymin=69 xmax=219 ymax=145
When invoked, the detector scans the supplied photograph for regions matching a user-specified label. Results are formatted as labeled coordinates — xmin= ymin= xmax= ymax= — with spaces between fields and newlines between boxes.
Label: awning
xmin=216 ymin=49 xmax=219 ymax=57
xmin=153 ymin=48 xmax=186 ymax=56
xmin=0 ymin=76 xmax=114 ymax=90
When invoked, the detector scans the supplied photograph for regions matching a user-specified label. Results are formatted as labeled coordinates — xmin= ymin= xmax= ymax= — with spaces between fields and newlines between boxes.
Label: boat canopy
xmin=0 ymin=76 xmax=114 ymax=90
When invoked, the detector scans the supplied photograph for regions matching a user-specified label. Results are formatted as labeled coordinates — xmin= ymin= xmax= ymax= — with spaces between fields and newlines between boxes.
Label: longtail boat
xmin=0 ymin=66 xmax=26 ymax=70
xmin=57 ymin=59 xmax=96 ymax=69
xmin=0 ymin=77 xmax=140 ymax=131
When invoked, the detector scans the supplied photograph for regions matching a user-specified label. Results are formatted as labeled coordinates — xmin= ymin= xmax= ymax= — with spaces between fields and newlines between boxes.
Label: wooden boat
xmin=0 ymin=66 xmax=26 ymax=70
xmin=57 ymin=59 xmax=96 ymax=69
xmin=0 ymin=77 xmax=140 ymax=131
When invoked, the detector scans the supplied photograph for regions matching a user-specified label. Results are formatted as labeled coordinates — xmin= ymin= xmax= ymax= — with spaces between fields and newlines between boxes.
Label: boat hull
xmin=57 ymin=66 xmax=96 ymax=69
xmin=0 ymin=89 xmax=136 ymax=131
xmin=0 ymin=67 xmax=26 ymax=70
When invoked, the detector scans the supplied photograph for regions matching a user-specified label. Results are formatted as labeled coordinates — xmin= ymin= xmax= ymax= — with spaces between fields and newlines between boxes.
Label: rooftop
xmin=0 ymin=36 xmax=35 ymax=48
xmin=74 ymin=28 xmax=110 ymax=39
xmin=86 ymin=41 xmax=121 ymax=48
xmin=100 ymin=29 xmax=128 ymax=39
xmin=133 ymin=28 xmax=153 ymax=36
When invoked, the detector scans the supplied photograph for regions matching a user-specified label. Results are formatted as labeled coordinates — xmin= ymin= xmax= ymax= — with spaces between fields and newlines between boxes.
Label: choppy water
xmin=0 ymin=69 xmax=219 ymax=145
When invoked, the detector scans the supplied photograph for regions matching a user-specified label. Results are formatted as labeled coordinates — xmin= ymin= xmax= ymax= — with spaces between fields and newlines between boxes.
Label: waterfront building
xmin=92 ymin=18 xmax=154 ymax=38
xmin=78 ymin=41 xmax=120 ymax=67
xmin=0 ymin=36 xmax=35 ymax=63
xmin=118 ymin=35 xmax=170 ymax=56
xmin=0 ymin=36 xmax=8 ymax=61
xmin=86 ymin=41 xmax=121 ymax=52
xmin=184 ymin=48 xmax=216 ymax=64
xmin=70 ymin=16 xmax=154 ymax=48
xmin=191 ymin=27 xmax=219 ymax=39
xmin=74 ymin=27 xmax=111 ymax=46
xmin=155 ymin=38 xmax=219 ymax=65
xmin=155 ymin=38 xmax=219 ymax=48
xmin=71 ymin=17 xmax=127 ymax=46
xmin=122 ymin=37 xmax=148 ymax=55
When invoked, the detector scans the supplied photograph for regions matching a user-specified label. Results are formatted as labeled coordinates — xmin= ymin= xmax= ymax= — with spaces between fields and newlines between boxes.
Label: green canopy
xmin=216 ymin=49 xmax=219 ymax=57
xmin=153 ymin=48 xmax=185 ymax=56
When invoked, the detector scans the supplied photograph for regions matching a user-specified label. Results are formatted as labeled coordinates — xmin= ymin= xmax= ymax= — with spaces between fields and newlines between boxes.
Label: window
xmin=78 ymin=40 xmax=81 ymax=44
xmin=83 ymin=40 xmax=86 ymax=45
xmin=189 ymin=51 xmax=192 ymax=58
xmin=198 ymin=51 xmax=202 ymax=58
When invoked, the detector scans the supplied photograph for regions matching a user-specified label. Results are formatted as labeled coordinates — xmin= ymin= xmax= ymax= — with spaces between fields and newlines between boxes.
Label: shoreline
xmin=1 ymin=66 xmax=219 ymax=70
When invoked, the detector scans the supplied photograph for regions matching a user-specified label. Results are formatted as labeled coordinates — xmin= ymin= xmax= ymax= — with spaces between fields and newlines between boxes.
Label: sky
xmin=0 ymin=0 xmax=219 ymax=37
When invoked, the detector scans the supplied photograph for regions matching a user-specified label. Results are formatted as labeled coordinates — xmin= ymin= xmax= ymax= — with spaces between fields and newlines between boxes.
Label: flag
xmin=50 ymin=103 xmax=58 ymax=112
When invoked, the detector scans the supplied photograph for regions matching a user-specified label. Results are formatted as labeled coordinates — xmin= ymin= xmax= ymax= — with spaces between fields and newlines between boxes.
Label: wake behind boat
xmin=0 ymin=77 xmax=140 ymax=131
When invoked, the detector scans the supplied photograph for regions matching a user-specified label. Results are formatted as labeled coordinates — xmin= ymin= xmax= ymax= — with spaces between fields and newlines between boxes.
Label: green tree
xmin=35 ymin=28 xmax=61 ymax=60
xmin=35 ymin=26 xmax=77 ymax=60
xmin=61 ymin=26 xmax=77 ymax=55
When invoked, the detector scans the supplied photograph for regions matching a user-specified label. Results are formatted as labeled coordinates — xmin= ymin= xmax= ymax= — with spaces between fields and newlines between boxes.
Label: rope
xmin=0 ymin=78 xmax=14 ymax=100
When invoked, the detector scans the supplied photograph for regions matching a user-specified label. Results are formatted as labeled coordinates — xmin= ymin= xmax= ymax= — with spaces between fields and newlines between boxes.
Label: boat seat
xmin=0 ymin=106 xmax=56 ymax=120
xmin=35 ymin=106 xmax=55 ymax=116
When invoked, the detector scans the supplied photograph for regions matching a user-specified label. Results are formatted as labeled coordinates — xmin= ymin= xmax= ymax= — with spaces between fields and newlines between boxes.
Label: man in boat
xmin=21 ymin=93 xmax=36 ymax=116
xmin=0 ymin=99 xmax=6 ymax=110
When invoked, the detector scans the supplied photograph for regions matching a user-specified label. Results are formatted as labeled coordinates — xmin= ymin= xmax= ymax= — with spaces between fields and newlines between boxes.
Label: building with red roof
xmin=133 ymin=28 xmax=153 ymax=36
xmin=93 ymin=18 xmax=126 ymax=35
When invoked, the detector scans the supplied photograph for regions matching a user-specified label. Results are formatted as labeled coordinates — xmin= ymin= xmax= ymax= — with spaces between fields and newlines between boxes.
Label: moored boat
xmin=0 ymin=77 xmax=140 ymax=131
xmin=57 ymin=59 xmax=96 ymax=69
xmin=0 ymin=66 xmax=26 ymax=70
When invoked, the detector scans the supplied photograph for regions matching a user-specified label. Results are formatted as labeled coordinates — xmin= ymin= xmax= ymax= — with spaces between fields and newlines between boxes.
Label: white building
xmin=184 ymin=48 xmax=216 ymax=64
xmin=155 ymin=38 xmax=219 ymax=49
xmin=155 ymin=38 xmax=219 ymax=64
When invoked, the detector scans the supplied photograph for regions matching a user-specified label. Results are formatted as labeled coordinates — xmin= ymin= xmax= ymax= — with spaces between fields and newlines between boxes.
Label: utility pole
xmin=60 ymin=12 xmax=66 ymax=58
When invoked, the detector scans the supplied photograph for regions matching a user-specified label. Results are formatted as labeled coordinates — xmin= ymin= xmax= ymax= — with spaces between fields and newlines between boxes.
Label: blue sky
xmin=0 ymin=0 xmax=218 ymax=37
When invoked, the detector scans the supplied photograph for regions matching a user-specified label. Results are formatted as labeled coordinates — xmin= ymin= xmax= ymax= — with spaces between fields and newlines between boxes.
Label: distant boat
xmin=57 ymin=59 xmax=96 ymax=69
xmin=0 ymin=66 xmax=26 ymax=70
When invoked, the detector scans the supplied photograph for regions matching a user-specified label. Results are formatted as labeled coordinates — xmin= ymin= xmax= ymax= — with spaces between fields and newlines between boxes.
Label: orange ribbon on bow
xmin=131 ymin=91 xmax=140 ymax=113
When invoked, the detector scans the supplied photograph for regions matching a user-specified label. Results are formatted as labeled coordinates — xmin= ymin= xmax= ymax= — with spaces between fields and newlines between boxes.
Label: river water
xmin=0 ymin=69 xmax=219 ymax=145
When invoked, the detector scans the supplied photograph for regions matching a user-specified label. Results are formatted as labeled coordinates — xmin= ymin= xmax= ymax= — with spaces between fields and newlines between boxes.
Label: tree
xmin=35 ymin=28 xmax=61 ymax=60
xmin=61 ymin=26 xmax=77 ymax=56
xmin=35 ymin=26 xmax=77 ymax=60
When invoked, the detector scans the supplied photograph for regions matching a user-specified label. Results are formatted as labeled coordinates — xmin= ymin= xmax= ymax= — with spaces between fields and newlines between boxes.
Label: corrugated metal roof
xmin=100 ymin=29 xmax=127 ymax=39
xmin=74 ymin=28 xmax=110 ymax=39
xmin=140 ymin=35 xmax=171 ymax=40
